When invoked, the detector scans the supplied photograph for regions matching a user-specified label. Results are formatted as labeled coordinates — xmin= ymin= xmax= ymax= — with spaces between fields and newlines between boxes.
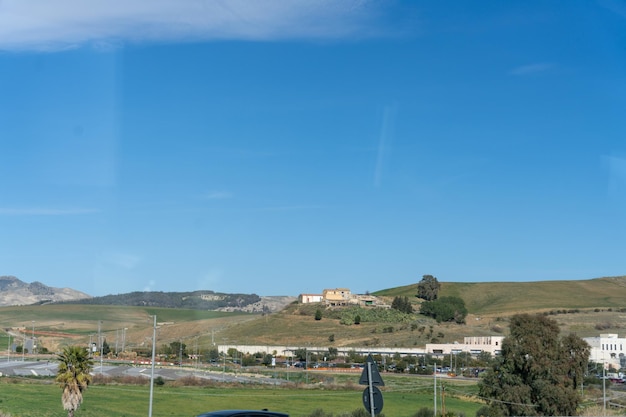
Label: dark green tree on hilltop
xmin=478 ymin=313 xmax=589 ymax=416
xmin=419 ymin=296 xmax=467 ymax=323
xmin=417 ymin=274 xmax=440 ymax=300
xmin=391 ymin=296 xmax=414 ymax=314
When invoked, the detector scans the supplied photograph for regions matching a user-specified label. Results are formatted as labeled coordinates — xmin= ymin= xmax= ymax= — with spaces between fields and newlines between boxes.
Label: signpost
xmin=359 ymin=354 xmax=385 ymax=417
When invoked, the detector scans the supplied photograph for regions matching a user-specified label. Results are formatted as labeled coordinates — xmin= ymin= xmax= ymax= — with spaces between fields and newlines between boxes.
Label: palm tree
xmin=56 ymin=345 xmax=93 ymax=417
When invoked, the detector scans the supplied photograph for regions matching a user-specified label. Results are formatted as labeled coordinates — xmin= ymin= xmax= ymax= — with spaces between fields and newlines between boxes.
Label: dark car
xmin=196 ymin=410 xmax=288 ymax=417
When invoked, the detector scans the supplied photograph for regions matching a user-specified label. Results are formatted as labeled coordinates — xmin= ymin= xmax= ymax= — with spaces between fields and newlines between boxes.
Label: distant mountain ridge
xmin=60 ymin=290 xmax=264 ymax=311
xmin=0 ymin=275 xmax=91 ymax=306
xmin=0 ymin=276 xmax=295 ymax=312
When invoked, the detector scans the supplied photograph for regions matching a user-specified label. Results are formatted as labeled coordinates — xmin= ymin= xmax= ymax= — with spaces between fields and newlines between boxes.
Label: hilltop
xmin=375 ymin=275 xmax=626 ymax=315
xmin=0 ymin=275 xmax=295 ymax=312
xmin=0 ymin=276 xmax=90 ymax=306
xmin=208 ymin=275 xmax=626 ymax=349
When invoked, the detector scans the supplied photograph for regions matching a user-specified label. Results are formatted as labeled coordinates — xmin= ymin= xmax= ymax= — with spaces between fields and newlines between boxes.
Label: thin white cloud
xmin=0 ymin=0 xmax=387 ymax=51
xmin=509 ymin=63 xmax=554 ymax=76
xmin=0 ymin=207 xmax=99 ymax=215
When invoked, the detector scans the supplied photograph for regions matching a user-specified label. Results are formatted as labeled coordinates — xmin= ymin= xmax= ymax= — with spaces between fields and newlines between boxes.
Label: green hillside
xmin=375 ymin=275 xmax=626 ymax=315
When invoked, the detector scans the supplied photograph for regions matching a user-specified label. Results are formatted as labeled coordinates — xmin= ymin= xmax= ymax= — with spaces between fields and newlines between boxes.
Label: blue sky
xmin=1 ymin=1 xmax=625 ymax=297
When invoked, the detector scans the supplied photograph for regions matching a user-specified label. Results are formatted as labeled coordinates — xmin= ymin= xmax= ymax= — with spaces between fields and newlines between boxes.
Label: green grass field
xmin=375 ymin=276 xmax=626 ymax=315
xmin=0 ymin=377 xmax=483 ymax=417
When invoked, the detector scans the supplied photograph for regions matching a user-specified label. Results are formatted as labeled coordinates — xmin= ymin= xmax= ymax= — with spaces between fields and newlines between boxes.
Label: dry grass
xmin=3 ymin=276 xmax=626 ymax=351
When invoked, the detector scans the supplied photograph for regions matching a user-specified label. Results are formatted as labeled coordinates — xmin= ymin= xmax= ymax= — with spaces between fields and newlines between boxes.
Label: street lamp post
xmin=31 ymin=320 xmax=35 ymax=358
xmin=98 ymin=321 xmax=103 ymax=375
xmin=148 ymin=315 xmax=157 ymax=417
xmin=433 ymin=362 xmax=437 ymax=417
xmin=222 ymin=339 xmax=228 ymax=381
xmin=603 ymin=356 xmax=607 ymax=412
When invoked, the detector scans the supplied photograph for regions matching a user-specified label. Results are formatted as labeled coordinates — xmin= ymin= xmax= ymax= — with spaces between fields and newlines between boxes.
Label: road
xmin=0 ymin=357 xmax=288 ymax=385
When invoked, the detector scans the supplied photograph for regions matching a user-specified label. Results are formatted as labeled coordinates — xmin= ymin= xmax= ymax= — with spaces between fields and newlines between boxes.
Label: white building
xmin=298 ymin=294 xmax=323 ymax=303
xmin=583 ymin=333 xmax=626 ymax=370
xmin=426 ymin=336 xmax=504 ymax=356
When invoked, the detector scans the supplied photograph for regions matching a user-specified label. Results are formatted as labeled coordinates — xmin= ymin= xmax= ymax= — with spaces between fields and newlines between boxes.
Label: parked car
xmin=196 ymin=410 xmax=289 ymax=417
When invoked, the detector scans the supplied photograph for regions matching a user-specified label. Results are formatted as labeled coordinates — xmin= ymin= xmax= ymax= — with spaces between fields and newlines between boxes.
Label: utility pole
xmin=98 ymin=321 xmax=103 ymax=375
xmin=441 ymin=383 xmax=446 ymax=417
xmin=433 ymin=363 xmax=437 ymax=417
xmin=148 ymin=315 xmax=157 ymax=417
xmin=603 ymin=360 xmax=606 ymax=412
xmin=31 ymin=320 xmax=35 ymax=358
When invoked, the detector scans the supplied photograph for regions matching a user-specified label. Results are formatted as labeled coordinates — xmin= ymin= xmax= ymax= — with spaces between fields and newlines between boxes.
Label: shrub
xmin=413 ymin=407 xmax=433 ymax=417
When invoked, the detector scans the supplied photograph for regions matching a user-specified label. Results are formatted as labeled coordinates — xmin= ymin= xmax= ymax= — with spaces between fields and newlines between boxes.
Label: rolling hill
xmin=2 ymin=275 xmax=626 ymax=353
xmin=374 ymin=275 xmax=626 ymax=315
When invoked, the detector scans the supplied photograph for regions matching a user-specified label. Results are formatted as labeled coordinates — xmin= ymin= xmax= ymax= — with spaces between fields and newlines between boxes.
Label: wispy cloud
xmin=204 ymin=191 xmax=233 ymax=200
xmin=0 ymin=0 xmax=389 ymax=52
xmin=0 ymin=207 xmax=99 ymax=216
xmin=374 ymin=104 xmax=397 ymax=187
xmin=509 ymin=63 xmax=554 ymax=76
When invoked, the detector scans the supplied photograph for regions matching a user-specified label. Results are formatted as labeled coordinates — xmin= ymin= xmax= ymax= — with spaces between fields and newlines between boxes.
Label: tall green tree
xmin=170 ymin=341 xmax=187 ymax=358
xmin=478 ymin=314 xmax=589 ymax=416
xmin=102 ymin=339 xmax=110 ymax=356
xmin=56 ymin=345 xmax=93 ymax=417
xmin=391 ymin=296 xmax=414 ymax=313
xmin=417 ymin=274 xmax=440 ymax=300
xmin=419 ymin=296 xmax=467 ymax=323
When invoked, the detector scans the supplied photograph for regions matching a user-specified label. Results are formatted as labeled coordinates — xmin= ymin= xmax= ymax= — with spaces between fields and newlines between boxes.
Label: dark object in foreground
xmin=196 ymin=410 xmax=289 ymax=417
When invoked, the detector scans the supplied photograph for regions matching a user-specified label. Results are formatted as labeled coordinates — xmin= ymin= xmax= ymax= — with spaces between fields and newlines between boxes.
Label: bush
xmin=475 ymin=405 xmax=490 ymax=417
xmin=413 ymin=407 xmax=433 ymax=417
xmin=419 ymin=296 xmax=467 ymax=323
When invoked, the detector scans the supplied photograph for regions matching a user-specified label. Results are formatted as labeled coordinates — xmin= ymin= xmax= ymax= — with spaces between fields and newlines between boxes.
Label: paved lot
xmin=0 ymin=358 xmax=287 ymax=385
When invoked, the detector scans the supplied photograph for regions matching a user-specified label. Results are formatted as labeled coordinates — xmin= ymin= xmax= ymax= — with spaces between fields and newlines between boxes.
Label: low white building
xmin=299 ymin=293 xmax=323 ymax=303
xmin=426 ymin=336 xmax=504 ymax=356
xmin=583 ymin=333 xmax=626 ymax=370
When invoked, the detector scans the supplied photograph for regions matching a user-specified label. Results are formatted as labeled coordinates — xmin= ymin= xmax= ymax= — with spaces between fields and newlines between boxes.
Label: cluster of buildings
xmin=297 ymin=288 xmax=626 ymax=370
xmin=298 ymin=288 xmax=386 ymax=308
